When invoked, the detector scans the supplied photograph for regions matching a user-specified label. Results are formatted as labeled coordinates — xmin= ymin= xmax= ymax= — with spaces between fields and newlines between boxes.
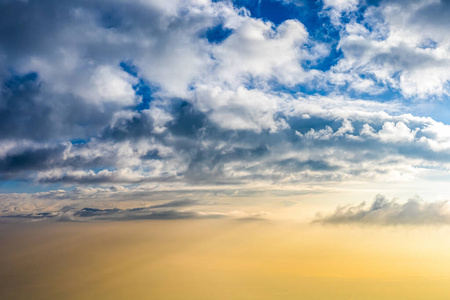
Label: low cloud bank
xmin=316 ymin=194 xmax=450 ymax=226
xmin=2 ymin=206 xmax=225 ymax=222
xmin=0 ymin=198 xmax=268 ymax=222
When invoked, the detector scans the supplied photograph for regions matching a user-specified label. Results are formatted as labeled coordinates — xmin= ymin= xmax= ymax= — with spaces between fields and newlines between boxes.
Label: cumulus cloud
xmin=376 ymin=122 xmax=418 ymax=143
xmin=316 ymin=194 xmax=450 ymax=226
xmin=324 ymin=0 xmax=450 ymax=98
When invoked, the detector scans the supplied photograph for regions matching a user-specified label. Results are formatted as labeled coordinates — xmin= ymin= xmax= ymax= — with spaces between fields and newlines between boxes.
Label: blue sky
xmin=2 ymin=0 xmax=450 ymax=223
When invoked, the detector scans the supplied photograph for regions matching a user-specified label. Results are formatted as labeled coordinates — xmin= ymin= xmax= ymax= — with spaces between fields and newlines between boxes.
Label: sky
xmin=2 ymin=0 xmax=450 ymax=223
xmin=3 ymin=0 xmax=450 ymax=298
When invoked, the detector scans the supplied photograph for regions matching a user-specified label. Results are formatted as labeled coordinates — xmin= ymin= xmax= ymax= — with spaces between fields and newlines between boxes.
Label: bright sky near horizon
xmin=4 ymin=220 xmax=450 ymax=300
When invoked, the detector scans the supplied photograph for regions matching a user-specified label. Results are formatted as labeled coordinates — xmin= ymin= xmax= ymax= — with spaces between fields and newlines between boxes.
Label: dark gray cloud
xmin=0 ymin=73 xmax=53 ymax=140
xmin=0 ymin=145 xmax=66 ymax=177
xmin=149 ymin=199 xmax=200 ymax=209
xmin=315 ymin=194 xmax=450 ymax=226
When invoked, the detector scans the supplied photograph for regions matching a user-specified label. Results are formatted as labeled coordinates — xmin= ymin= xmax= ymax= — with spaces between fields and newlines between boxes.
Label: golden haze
xmin=1 ymin=220 xmax=450 ymax=299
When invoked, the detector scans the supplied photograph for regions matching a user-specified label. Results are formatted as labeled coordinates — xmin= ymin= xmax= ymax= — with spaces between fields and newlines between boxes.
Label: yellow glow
xmin=1 ymin=220 xmax=450 ymax=299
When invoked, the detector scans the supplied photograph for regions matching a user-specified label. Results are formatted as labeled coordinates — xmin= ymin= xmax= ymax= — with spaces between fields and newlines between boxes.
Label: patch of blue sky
xmin=346 ymin=84 xmax=404 ymax=103
xmin=133 ymin=80 xmax=156 ymax=111
xmin=203 ymin=24 xmax=233 ymax=44
xmin=302 ymin=43 xmax=343 ymax=71
xmin=270 ymin=82 xmax=329 ymax=97
xmin=286 ymin=115 xmax=335 ymax=134
xmin=70 ymin=139 xmax=90 ymax=145
xmin=120 ymin=60 xmax=138 ymax=77
xmin=0 ymin=180 xmax=64 ymax=194
xmin=99 ymin=10 xmax=123 ymax=29
xmin=226 ymin=0 xmax=337 ymax=40
xmin=90 ymin=167 xmax=117 ymax=173
xmin=419 ymin=38 xmax=438 ymax=49
xmin=120 ymin=61 xmax=158 ymax=112
xmin=3 ymin=71 xmax=38 ymax=89
xmin=312 ymin=21 xmax=340 ymax=44
xmin=337 ymin=6 xmax=369 ymax=27
xmin=224 ymin=0 xmax=299 ymax=25
xmin=409 ymin=95 xmax=450 ymax=124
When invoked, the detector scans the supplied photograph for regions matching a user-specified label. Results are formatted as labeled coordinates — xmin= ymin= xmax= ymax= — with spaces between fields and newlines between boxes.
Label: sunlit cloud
xmin=315 ymin=194 xmax=450 ymax=226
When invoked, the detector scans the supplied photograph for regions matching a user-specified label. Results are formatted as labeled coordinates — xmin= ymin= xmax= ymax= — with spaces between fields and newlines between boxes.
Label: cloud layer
xmin=2 ymin=0 xmax=450 ymax=218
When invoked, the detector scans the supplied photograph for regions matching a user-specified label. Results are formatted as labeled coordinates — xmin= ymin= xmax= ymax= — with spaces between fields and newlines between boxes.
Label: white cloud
xmin=212 ymin=18 xmax=309 ymax=87
xmin=377 ymin=121 xmax=417 ymax=143
xmin=193 ymin=85 xmax=288 ymax=132
xmin=323 ymin=0 xmax=359 ymax=12
xmin=81 ymin=66 xmax=139 ymax=105
xmin=325 ymin=0 xmax=450 ymax=98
